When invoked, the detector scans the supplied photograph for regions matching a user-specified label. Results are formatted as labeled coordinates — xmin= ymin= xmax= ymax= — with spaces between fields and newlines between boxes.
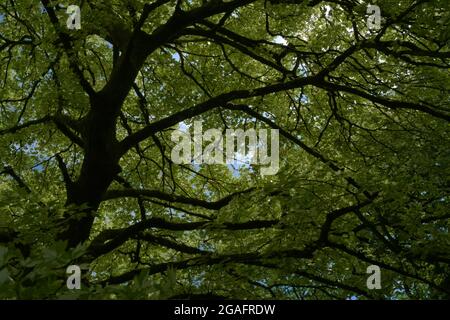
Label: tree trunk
xmin=59 ymin=96 xmax=122 ymax=247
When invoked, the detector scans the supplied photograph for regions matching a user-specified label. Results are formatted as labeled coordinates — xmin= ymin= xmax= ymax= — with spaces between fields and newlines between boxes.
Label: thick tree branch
xmin=100 ymin=247 xmax=315 ymax=285
xmin=0 ymin=166 xmax=32 ymax=192
xmin=0 ymin=116 xmax=52 ymax=136
xmin=87 ymin=217 xmax=279 ymax=259
xmin=316 ymin=81 xmax=450 ymax=121
xmin=118 ymin=74 xmax=321 ymax=154
xmin=41 ymin=1 xmax=95 ymax=97
xmin=103 ymin=187 xmax=254 ymax=210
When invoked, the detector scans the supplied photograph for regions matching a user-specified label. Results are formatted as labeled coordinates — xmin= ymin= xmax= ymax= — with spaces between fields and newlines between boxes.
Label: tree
xmin=0 ymin=0 xmax=448 ymax=299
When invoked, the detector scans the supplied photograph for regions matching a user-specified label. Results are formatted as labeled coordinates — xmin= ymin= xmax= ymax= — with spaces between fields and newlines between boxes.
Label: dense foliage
xmin=0 ymin=0 xmax=449 ymax=299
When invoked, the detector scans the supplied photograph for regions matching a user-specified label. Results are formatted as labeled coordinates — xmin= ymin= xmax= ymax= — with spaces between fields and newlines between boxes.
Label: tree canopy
xmin=0 ymin=0 xmax=449 ymax=299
